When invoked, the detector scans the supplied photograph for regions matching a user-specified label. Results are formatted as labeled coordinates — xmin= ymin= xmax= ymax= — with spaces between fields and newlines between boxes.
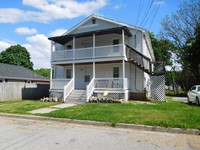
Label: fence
xmin=0 ymin=82 xmax=50 ymax=102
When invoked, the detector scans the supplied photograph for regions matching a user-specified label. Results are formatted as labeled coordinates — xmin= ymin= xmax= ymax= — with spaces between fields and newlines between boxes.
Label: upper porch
xmin=49 ymin=26 xmax=134 ymax=64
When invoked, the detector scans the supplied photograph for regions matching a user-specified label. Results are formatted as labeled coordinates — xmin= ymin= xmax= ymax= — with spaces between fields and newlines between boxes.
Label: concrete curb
xmin=0 ymin=113 xmax=199 ymax=135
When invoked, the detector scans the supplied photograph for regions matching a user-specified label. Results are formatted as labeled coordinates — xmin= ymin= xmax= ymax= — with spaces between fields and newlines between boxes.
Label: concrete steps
xmin=66 ymin=90 xmax=86 ymax=103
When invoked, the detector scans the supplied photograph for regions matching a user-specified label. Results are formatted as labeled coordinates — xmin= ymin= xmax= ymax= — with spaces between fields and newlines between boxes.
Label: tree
xmin=0 ymin=45 xmax=33 ymax=69
xmin=181 ymin=24 xmax=200 ymax=90
xmin=34 ymin=68 xmax=50 ymax=78
xmin=149 ymin=32 xmax=177 ymax=65
xmin=159 ymin=0 xmax=200 ymax=90
xmin=160 ymin=0 xmax=200 ymax=65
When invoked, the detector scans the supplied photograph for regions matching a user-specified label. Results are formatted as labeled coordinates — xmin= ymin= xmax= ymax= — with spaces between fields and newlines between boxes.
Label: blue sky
xmin=0 ymin=0 xmax=186 ymax=69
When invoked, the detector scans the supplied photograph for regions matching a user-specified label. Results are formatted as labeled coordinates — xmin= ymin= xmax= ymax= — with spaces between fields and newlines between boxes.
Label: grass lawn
xmin=0 ymin=100 xmax=60 ymax=114
xmin=41 ymin=97 xmax=200 ymax=130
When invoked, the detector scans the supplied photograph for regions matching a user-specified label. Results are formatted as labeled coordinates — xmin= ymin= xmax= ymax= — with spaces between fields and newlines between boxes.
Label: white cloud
xmin=0 ymin=0 xmax=108 ymax=23
xmin=113 ymin=3 xmax=124 ymax=10
xmin=15 ymin=27 xmax=38 ymax=35
xmin=23 ymin=34 xmax=51 ymax=69
xmin=49 ymin=28 xmax=67 ymax=37
xmin=0 ymin=34 xmax=51 ymax=69
xmin=154 ymin=0 xmax=165 ymax=5
xmin=0 ymin=41 xmax=11 ymax=52
xmin=0 ymin=8 xmax=23 ymax=23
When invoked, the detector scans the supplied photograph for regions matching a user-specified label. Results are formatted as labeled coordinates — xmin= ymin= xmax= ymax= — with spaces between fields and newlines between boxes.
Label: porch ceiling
xmin=48 ymin=26 xmax=132 ymax=45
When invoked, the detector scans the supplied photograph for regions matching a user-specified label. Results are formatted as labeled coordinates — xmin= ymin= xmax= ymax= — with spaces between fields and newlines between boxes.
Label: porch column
xmin=122 ymin=60 xmax=126 ymax=90
xmin=93 ymin=34 xmax=96 ymax=79
xmin=50 ymin=65 xmax=53 ymax=89
xmin=122 ymin=29 xmax=126 ymax=57
xmin=93 ymin=34 xmax=95 ymax=59
xmin=73 ymin=36 xmax=75 ymax=60
xmin=50 ymin=41 xmax=54 ymax=89
xmin=93 ymin=62 xmax=95 ymax=78
xmin=73 ymin=63 xmax=75 ymax=89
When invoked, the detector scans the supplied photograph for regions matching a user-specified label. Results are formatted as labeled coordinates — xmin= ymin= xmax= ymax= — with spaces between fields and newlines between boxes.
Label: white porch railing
xmin=52 ymin=50 xmax=73 ymax=61
xmin=63 ymin=78 xmax=74 ymax=102
xmin=86 ymin=77 xmax=95 ymax=102
xmin=94 ymin=78 xmax=124 ymax=89
xmin=95 ymin=44 xmax=123 ymax=58
xmin=51 ymin=79 xmax=71 ymax=90
xmin=51 ymin=44 xmax=123 ymax=61
xmin=75 ymin=47 xmax=93 ymax=59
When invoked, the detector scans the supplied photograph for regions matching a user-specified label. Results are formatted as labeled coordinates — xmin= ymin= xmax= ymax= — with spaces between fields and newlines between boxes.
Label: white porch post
xmin=93 ymin=62 xmax=95 ymax=79
xmin=93 ymin=34 xmax=95 ymax=59
xmin=50 ymin=65 xmax=53 ymax=89
xmin=122 ymin=29 xmax=126 ymax=57
xmin=122 ymin=60 xmax=125 ymax=90
xmin=93 ymin=34 xmax=96 ymax=79
xmin=50 ymin=41 xmax=54 ymax=89
xmin=73 ymin=63 xmax=75 ymax=89
xmin=73 ymin=36 xmax=75 ymax=60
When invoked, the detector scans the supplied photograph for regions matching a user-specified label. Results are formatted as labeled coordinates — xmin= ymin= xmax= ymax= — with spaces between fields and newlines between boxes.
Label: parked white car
xmin=187 ymin=85 xmax=200 ymax=106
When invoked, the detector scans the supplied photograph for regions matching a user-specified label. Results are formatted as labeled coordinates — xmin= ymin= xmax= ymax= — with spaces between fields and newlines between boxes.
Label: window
xmin=190 ymin=86 xmax=196 ymax=91
xmin=67 ymin=45 xmax=72 ymax=50
xmin=113 ymin=39 xmax=119 ymax=52
xmin=66 ymin=45 xmax=72 ymax=56
xmin=198 ymin=86 xmax=200 ymax=92
xmin=66 ymin=69 xmax=72 ymax=79
xmin=92 ymin=19 xmax=96 ymax=24
xmin=113 ymin=67 xmax=119 ymax=78
xmin=134 ymin=35 xmax=137 ymax=48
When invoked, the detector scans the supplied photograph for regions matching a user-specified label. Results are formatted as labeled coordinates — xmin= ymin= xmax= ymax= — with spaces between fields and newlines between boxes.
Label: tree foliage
xmin=0 ymin=45 xmax=33 ymax=69
xmin=149 ymin=32 xmax=177 ymax=65
xmin=34 ymin=68 xmax=50 ymax=78
xmin=159 ymin=0 xmax=200 ymax=90
xmin=160 ymin=0 xmax=200 ymax=65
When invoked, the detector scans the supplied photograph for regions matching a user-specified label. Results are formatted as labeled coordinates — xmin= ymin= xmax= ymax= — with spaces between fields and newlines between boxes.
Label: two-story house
xmin=48 ymin=15 xmax=163 ymax=103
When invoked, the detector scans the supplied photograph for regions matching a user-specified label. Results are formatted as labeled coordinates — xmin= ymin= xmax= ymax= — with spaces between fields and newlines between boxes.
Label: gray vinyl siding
xmin=95 ymin=63 xmax=122 ymax=78
xmin=129 ymin=63 xmax=144 ymax=92
xmin=55 ymin=43 xmax=65 ymax=51
xmin=72 ymin=19 xmax=119 ymax=34
xmin=54 ymin=66 xmax=66 ymax=78
xmin=128 ymin=29 xmax=142 ymax=53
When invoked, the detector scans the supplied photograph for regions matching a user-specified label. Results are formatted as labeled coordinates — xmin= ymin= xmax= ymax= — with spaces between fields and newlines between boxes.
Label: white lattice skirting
xmin=150 ymin=75 xmax=165 ymax=101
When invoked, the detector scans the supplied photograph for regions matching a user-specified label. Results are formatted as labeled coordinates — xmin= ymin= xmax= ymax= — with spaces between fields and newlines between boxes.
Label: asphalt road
xmin=0 ymin=116 xmax=199 ymax=150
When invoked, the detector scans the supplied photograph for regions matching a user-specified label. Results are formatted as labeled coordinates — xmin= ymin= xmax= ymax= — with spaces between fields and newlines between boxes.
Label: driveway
xmin=0 ymin=116 xmax=199 ymax=150
xmin=171 ymin=97 xmax=188 ymax=103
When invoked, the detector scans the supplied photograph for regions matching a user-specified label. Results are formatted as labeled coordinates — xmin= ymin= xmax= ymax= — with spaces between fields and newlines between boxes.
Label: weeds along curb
xmin=0 ymin=113 xmax=199 ymax=136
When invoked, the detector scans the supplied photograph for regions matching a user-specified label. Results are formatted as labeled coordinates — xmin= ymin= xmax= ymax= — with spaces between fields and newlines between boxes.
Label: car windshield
xmin=198 ymin=87 xmax=200 ymax=92
xmin=191 ymin=86 xmax=196 ymax=91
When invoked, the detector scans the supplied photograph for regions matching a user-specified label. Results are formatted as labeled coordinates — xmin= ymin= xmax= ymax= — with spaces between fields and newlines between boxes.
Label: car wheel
xmin=196 ymin=97 xmax=200 ymax=106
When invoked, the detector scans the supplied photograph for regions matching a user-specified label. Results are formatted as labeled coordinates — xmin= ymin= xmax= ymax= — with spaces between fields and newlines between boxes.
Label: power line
xmin=135 ymin=0 xmax=145 ymax=27
xmin=148 ymin=2 xmax=160 ymax=31
xmin=139 ymin=0 xmax=155 ymax=28
xmin=141 ymin=1 xmax=157 ymax=28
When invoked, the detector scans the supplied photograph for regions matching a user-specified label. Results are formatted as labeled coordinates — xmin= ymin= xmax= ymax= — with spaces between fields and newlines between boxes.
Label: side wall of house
xmin=128 ymin=29 xmax=143 ymax=53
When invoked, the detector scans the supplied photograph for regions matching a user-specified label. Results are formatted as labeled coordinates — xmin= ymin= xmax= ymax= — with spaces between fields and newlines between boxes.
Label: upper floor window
xmin=134 ymin=35 xmax=137 ymax=48
xmin=92 ymin=19 xmax=96 ymax=24
xmin=113 ymin=39 xmax=119 ymax=52
xmin=67 ymin=45 xmax=72 ymax=50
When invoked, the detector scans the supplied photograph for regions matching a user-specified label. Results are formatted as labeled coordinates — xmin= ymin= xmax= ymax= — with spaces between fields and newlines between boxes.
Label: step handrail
xmin=86 ymin=77 xmax=95 ymax=102
xmin=63 ymin=78 xmax=74 ymax=102
xmin=126 ymin=45 xmax=152 ymax=73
